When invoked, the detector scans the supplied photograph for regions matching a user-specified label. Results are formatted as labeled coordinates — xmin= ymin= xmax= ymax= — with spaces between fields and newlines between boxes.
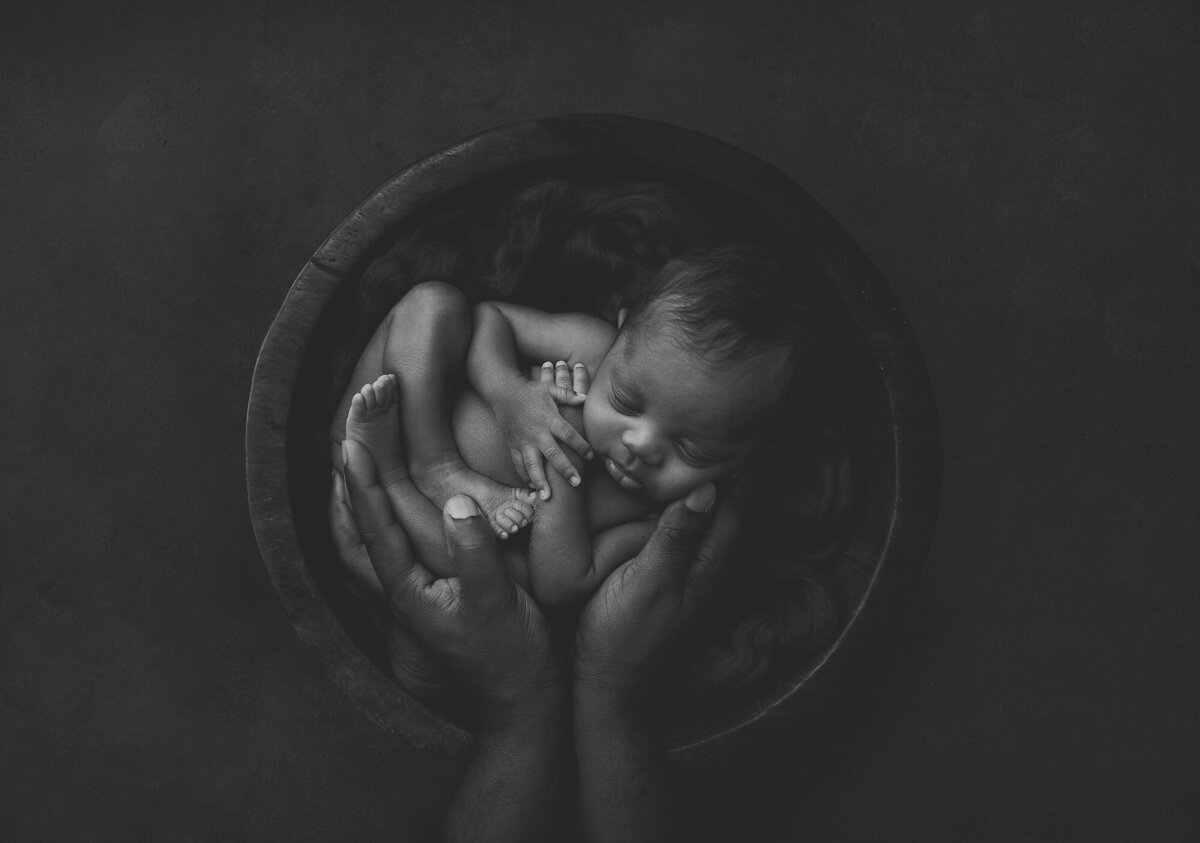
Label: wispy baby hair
xmin=627 ymin=244 xmax=838 ymax=420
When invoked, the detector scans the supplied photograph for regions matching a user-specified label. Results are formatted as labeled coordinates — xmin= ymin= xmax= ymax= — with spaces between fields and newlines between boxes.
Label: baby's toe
xmin=509 ymin=496 xmax=536 ymax=521
xmin=497 ymin=512 xmax=518 ymax=534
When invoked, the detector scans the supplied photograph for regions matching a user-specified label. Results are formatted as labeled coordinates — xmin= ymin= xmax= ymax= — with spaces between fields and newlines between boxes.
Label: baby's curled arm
xmin=523 ymin=412 xmax=591 ymax=605
xmin=525 ymin=400 xmax=657 ymax=608
xmin=528 ymin=461 xmax=656 ymax=606
xmin=476 ymin=301 xmax=617 ymax=365
xmin=469 ymin=303 xmax=604 ymax=498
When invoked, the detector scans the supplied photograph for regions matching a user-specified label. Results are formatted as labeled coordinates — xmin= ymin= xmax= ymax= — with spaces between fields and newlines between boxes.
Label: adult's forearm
xmin=573 ymin=683 xmax=674 ymax=843
xmin=445 ymin=691 xmax=567 ymax=843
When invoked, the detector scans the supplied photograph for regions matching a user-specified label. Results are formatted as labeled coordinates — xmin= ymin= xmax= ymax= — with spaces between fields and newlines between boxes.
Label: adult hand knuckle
xmin=659 ymin=523 xmax=695 ymax=547
xmin=356 ymin=523 xmax=384 ymax=542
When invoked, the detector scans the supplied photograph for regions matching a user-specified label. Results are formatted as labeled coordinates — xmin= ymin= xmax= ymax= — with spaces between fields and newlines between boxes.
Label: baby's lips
xmin=604 ymin=456 xmax=645 ymax=491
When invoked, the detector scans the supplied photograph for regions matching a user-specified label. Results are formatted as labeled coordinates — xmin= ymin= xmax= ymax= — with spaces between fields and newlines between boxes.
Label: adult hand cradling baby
xmin=320 ymin=178 xmax=844 ymax=839
xmin=340 ymin=437 xmax=744 ymax=841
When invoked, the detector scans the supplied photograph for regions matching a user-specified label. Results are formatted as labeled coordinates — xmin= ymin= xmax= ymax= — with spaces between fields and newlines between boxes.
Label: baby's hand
xmin=495 ymin=361 xmax=593 ymax=500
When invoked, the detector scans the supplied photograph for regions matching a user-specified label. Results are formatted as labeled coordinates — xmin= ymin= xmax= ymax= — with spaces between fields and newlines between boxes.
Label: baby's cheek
xmin=663 ymin=464 xmax=728 ymax=501
xmin=581 ymin=401 xmax=603 ymax=443
xmin=651 ymin=467 xmax=696 ymax=503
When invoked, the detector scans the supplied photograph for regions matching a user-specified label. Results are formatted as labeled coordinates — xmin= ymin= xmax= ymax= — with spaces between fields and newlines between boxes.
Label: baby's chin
xmin=600 ymin=453 xmax=729 ymax=503
xmin=645 ymin=480 xmax=709 ymax=504
xmin=651 ymin=473 xmax=742 ymax=505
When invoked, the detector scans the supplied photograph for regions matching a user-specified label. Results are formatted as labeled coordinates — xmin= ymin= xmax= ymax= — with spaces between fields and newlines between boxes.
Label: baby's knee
xmin=395 ymin=280 xmax=470 ymax=327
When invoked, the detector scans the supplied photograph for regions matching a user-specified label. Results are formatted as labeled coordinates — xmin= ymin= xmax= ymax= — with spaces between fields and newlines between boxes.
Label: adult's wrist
xmin=573 ymin=672 xmax=673 ymax=843
xmin=481 ymin=673 xmax=566 ymax=736
xmin=573 ymin=668 xmax=660 ymax=728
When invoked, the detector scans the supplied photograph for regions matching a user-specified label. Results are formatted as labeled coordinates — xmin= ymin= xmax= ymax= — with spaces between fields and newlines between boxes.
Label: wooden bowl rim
xmin=245 ymin=114 xmax=941 ymax=762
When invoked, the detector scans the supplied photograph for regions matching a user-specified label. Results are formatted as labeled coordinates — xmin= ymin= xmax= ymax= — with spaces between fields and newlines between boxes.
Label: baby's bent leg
xmin=383 ymin=281 xmax=536 ymax=538
xmin=344 ymin=374 xmax=453 ymax=577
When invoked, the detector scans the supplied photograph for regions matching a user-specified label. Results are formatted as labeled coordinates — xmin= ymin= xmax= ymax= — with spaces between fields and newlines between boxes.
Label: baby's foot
xmin=411 ymin=454 xmax=536 ymax=540
xmin=344 ymin=374 xmax=407 ymax=484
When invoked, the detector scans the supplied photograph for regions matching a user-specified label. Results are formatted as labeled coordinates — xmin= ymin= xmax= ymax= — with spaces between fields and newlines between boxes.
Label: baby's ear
xmin=616 ymin=307 xmax=630 ymax=329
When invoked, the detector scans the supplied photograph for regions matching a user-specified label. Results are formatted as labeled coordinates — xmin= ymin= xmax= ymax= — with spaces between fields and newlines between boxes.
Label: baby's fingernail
xmin=570 ymin=474 xmax=581 ymax=487
xmin=577 ymin=392 xmax=587 ymax=400
xmin=556 ymin=360 xmax=566 ymax=367
xmin=445 ymin=495 xmax=480 ymax=520
xmin=542 ymin=362 xmax=553 ymax=368
xmin=540 ymin=489 xmax=550 ymax=500
xmin=685 ymin=483 xmax=717 ymax=513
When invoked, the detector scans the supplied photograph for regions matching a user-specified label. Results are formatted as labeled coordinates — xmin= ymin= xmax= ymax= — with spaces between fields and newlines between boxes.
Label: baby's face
xmin=583 ymin=325 xmax=782 ymax=502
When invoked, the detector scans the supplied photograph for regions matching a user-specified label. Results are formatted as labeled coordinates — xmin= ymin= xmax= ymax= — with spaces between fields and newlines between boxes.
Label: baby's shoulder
xmin=561 ymin=312 xmax=618 ymax=366
xmin=485 ymin=299 xmax=617 ymax=368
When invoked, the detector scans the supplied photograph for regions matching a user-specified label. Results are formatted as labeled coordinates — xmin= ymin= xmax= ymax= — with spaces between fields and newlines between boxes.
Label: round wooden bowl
xmin=246 ymin=115 xmax=941 ymax=765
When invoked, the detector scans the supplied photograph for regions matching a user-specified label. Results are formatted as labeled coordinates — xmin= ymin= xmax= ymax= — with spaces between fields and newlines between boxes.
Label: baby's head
xmin=583 ymin=245 xmax=835 ymax=502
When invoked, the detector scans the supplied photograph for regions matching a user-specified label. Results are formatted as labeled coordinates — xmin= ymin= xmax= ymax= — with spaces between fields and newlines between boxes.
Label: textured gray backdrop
xmin=3 ymin=0 xmax=1197 ymax=839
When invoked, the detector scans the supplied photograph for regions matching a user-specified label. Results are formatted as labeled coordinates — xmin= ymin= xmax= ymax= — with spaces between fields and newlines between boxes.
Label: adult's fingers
xmin=633 ymin=483 xmax=718 ymax=593
xmin=681 ymin=490 xmax=745 ymax=606
xmin=330 ymin=469 xmax=387 ymax=603
xmin=443 ymin=495 xmax=512 ymax=614
xmin=343 ymin=440 xmax=430 ymax=605
xmin=330 ymin=468 xmax=362 ymax=559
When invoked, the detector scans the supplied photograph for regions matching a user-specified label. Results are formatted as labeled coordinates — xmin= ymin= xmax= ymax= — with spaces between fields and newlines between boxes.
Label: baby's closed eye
xmin=674 ymin=439 xmax=715 ymax=467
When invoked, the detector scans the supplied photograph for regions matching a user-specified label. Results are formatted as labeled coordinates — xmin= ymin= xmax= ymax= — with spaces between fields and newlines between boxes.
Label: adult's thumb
xmin=442 ymin=495 xmax=510 ymax=609
xmin=639 ymin=483 xmax=717 ymax=587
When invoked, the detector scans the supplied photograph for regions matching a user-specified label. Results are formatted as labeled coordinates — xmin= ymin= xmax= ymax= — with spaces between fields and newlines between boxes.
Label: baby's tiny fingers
xmin=554 ymin=360 xmax=572 ymax=390
xmin=552 ymin=417 xmax=594 ymax=460
xmin=572 ymin=363 xmax=589 ymax=396
xmin=539 ymin=361 xmax=555 ymax=384
xmin=542 ymin=437 xmax=581 ymax=488
xmin=510 ymin=448 xmax=531 ymax=484
xmin=523 ymin=446 xmax=551 ymax=501
xmin=549 ymin=385 xmax=587 ymax=405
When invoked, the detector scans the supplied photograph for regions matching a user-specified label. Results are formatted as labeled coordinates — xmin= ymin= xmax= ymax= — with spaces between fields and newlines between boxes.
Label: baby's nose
xmin=622 ymin=426 xmax=663 ymax=466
